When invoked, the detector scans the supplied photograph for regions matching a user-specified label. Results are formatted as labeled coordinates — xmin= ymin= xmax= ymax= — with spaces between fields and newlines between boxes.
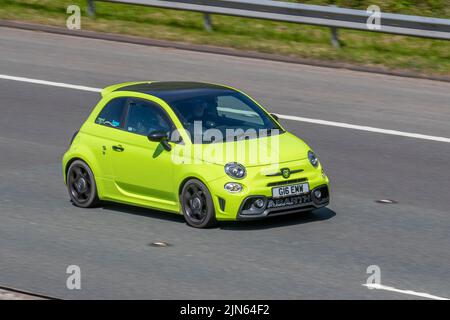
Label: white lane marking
xmin=0 ymin=288 xmax=44 ymax=300
xmin=276 ymin=114 xmax=450 ymax=143
xmin=0 ymin=74 xmax=101 ymax=92
xmin=1 ymin=74 xmax=450 ymax=143
xmin=363 ymin=284 xmax=449 ymax=300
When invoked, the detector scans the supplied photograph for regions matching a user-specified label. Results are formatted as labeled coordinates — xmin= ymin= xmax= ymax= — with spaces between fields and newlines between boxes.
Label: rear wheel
xmin=181 ymin=179 xmax=217 ymax=228
xmin=67 ymin=160 xmax=100 ymax=208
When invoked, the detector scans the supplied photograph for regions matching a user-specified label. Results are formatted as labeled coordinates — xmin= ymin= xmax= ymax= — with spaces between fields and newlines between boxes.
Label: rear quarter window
xmin=95 ymin=97 xmax=127 ymax=128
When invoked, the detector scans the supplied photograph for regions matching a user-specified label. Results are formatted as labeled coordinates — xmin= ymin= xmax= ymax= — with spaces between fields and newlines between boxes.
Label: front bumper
xmin=236 ymin=185 xmax=330 ymax=220
xmin=207 ymin=158 xmax=330 ymax=221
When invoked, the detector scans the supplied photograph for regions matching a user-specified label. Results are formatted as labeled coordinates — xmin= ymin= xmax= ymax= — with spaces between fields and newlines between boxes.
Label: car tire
xmin=180 ymin=179 xmax=217 ymax=228
xmin=67 ymin=160 xmax=100 ymax=208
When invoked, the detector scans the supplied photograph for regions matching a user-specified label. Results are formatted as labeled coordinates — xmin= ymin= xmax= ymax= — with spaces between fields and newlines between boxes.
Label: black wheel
xmin=67 ymin=160 xmax=100 ymax=208
xmin=180 ymin=179 xmax=217 ymax=228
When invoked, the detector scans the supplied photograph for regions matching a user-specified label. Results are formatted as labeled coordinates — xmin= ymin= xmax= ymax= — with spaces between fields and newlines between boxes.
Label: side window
xmin=95 ymin=97 xmax=127 ymax=128
xmin=125 ymin=99 xmax=173 ymax=136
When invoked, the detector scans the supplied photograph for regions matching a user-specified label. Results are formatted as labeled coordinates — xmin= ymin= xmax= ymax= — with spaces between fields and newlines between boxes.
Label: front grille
xmin=266 ymin=178 xmax=307 ymax=187
xmin=265 ymin=169 xmax=303 ymax=177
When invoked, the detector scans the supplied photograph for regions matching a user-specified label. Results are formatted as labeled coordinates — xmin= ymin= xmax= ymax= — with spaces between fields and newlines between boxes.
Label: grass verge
xmin=1 ymin=0 xmax=449 ymax=76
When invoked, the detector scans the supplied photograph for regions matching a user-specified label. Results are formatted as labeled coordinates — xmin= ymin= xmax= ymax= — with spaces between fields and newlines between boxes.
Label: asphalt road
xmin=0 ymin=27 xmax=450 ymax=300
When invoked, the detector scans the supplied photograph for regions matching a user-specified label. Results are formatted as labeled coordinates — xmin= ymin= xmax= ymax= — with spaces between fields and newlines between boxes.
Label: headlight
xmin=224 ymin=182 xmax=243 ymax=193
xmin=308 ymin=151 xmax=319 ymax=167
xmin=224 ymin=162 xmax=246 ymax=179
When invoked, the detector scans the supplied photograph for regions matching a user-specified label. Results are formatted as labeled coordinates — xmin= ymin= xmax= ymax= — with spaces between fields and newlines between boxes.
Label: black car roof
xmin=115 ymin=81 xmax=236 ymax=103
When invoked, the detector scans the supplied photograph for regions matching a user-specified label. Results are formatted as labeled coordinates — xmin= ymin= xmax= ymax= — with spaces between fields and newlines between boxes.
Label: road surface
xmin=0 ymin=27 xmax=449 ymax=299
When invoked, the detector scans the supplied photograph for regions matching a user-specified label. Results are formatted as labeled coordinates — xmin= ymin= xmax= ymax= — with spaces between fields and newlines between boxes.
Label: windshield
xmin=168 ymin=90 xmax=283 ymax=144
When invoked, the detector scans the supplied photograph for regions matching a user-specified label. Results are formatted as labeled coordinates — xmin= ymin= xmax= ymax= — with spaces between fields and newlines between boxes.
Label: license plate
xmin=272 ymin=183 xmax=309 ymax=198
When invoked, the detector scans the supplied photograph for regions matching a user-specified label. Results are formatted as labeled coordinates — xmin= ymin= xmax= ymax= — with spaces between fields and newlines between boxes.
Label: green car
xmin=63 ymin=81 xmax=330 ymax=228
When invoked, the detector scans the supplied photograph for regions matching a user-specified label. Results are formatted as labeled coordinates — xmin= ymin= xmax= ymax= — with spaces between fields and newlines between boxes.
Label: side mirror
xmin=270 ymin=113 xmax=279 ymax=121
xmin=147 ymin=131 xmax=171 ymax=151
xmin=148 ymin=131 xmax=167 ymax=142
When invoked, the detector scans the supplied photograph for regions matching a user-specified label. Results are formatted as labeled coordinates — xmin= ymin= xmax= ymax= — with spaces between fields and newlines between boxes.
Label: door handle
xmin=112 ymin=145 xmax=124 ymax=152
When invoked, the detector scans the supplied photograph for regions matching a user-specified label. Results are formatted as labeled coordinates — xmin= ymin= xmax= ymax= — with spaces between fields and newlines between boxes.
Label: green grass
xmin=1 ymin=0 xmax=449 ymax=76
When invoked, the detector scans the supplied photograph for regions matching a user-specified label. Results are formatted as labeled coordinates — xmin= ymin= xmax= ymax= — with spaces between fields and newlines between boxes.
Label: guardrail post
xmin=203 ymin=13 xmax=212 ymax=32
xmin=87 ymin=0 xmax=96 ymax=17
xmin=330 ymin=27 xmax=340 ymax=48
xmin=329 ymin=5 xmax=340 ymax=48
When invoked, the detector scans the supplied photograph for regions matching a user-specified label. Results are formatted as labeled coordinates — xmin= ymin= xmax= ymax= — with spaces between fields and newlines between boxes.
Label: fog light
xmin=224 ymin=182 xmax=243 ymax=193
xmin=314 ymin=189 xmax=322 ymax=199
xmin=254 ymin=198 xmax=265 ymax=208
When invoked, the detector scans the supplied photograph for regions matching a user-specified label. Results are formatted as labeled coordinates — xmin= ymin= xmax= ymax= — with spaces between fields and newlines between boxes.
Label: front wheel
xmin=180 ymin=179 xmax=217 ymax=228
xmin=67 ymin=160 xmax=100 ymax=208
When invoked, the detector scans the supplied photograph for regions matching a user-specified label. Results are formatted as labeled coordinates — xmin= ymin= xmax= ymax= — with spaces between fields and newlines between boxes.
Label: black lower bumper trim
xmin=237 ymin=185 xmax=330 ymax=220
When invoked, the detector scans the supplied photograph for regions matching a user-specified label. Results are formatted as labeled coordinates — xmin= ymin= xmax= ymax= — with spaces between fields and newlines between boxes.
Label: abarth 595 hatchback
xmin=63 ymin=81 xmax=330 ymax=228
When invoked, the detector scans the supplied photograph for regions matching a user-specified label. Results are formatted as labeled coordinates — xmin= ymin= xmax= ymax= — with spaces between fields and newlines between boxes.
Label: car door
xmin=90 ymin=96 xmax=129 ymax=182
xmin=109 ymin=97 xmax=177 ymax=210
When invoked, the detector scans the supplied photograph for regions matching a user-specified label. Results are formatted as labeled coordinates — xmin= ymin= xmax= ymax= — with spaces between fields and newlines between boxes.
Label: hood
xmin=187 ymin=132 xmax=310 ymax=167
